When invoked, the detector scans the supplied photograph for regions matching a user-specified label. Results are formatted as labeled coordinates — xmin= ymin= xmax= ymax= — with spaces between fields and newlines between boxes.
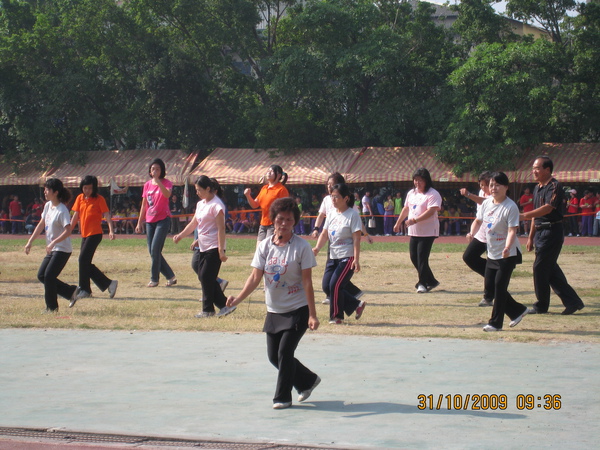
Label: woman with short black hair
xmin=24 ymin=178 xmax=76 ymax=313
xmin=136 ymin=158 xmax=177 ymax=287
xmin=69 ymin=175 xmax=118 ymax=306
xmin=394 ymin=168 xmax=442 ymax=293
xmin=469 ymin=172 xmax=528 ymax=332
xmin=227 ymin=197 xmax=320 ymax=409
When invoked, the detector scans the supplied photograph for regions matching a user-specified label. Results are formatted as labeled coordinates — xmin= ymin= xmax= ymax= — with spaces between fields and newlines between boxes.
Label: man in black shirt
xmin=521 ymin=156 xmax=585 ymax=315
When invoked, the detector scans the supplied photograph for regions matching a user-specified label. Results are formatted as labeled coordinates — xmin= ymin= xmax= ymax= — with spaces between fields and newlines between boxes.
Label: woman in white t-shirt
xmin=469 ymin=172 xmax=528 ymax=332
xmin=173 ymin=176 xmax=234 ymax=318
xmin=461 ymin=171 xmax=494 ymax=306
xmin=314 ymin=183 xmax=366 ymax=324
xmin=394 ymin=168 xmax=442 ymax=293
xmin=24 ymin=178 xmax=77 ymax=313
xmin=226 ymin=197 xmax=320 ymax=410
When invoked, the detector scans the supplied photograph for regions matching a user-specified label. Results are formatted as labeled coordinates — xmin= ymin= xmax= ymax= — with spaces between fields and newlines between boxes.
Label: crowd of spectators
xmin=2 ymin=184 xmax=600 ymax=237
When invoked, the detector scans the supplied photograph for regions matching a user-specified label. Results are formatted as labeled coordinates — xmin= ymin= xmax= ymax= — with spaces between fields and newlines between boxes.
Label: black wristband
xmin=312 ymin=226 xmax=321 ymax=233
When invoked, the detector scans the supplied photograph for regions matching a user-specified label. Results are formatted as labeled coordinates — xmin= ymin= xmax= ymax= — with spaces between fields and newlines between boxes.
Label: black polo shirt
xmin=532 ymin=178 xmax=564 ymax=225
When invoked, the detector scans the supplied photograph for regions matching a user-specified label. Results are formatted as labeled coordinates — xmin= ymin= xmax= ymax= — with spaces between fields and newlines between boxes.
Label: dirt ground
xmin=1 ymin=233 xmax=598 ymax=344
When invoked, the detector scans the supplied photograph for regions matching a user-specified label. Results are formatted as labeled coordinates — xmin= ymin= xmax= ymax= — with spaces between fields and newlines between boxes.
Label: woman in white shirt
xmin=469 ymin=172 xmax=528 ymax=332
xmin=394 ymin=168 xmax=442 ymax=293
xmin=226 ymin=197 xmax=320 ymax=410
xmin=24 ymin=178 xmax=76 ymax=313
xmin=314 ymin=183 xmax=366 ymax=324
xmin=461 ymin=171 xmax=494 ymax=306
xmin=173 ymin=176 xmax=234 ymax=318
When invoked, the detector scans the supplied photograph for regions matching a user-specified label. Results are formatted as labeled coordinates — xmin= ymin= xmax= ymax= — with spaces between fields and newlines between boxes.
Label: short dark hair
xmin=490 ymin=171 xmax=510 ymax=187
xmin=413 ymin=168 xmax=433 ymax=192
xmin=45 ymin=178 xmax=71 ymax=204
xmin=328 ymin=172 xmax=345 ymax=185
xmin=269 ymin=197 xmax=300 ymax=226
xmin=149 ymin=158 xmax=166 ymax=179
xmin=535 ymin=155 xmax=553 ymax=173
xmin=478 ymin=171 xmax=492 ymax=183
xmin=331 ymin=183 xmax=354 ymax=208
xmin=80 ymin=175 xmax=98 ymax=197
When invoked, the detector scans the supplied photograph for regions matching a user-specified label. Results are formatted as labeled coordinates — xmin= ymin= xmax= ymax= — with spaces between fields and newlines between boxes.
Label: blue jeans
xmin=146 ymin=217 xmax=175 ymax=283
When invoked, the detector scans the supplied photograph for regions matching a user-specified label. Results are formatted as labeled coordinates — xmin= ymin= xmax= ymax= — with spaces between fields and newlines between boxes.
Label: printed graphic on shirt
xmin=327 ymin=214 xmax=353 ymax=248
xmin=482 ymin=206 xmax=507 ymax=244
xmin=264 ymin=255 xmax=300 ymax=295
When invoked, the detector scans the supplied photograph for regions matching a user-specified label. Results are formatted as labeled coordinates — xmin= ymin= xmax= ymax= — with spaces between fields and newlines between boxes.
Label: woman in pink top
xmin=173 ymin=176 xmax=235 ymax=318
xmin=135 ymin=158 xmax=177 ymax=287
xmin=394 ymin=168 xmax=442 ymax=293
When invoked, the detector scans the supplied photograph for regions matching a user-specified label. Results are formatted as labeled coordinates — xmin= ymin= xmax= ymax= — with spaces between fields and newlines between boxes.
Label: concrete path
xmin=1 ymin=329 xmax=598 ymax=449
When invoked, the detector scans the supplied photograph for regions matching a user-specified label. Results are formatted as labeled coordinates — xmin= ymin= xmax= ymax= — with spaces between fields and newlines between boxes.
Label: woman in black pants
xmin=173 ymin=176 xmax=234 ymax=318
xmin=24 ymin=178 xmax=76 ymax=313
xmin=461 ymin=171 xmax=494 ymax=306
xmin=469 ymin=172 xmax=528 ymax=332
xmin=69 ymin=175 xmax=118 ymax=306
xmin=227 ymin=197 xmax=320 ymax=409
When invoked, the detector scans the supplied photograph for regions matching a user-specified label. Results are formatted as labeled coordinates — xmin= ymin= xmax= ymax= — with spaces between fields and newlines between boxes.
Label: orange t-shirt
xmin=72 ymin=194 xmax=109 ymax=237
xmin=255 ymin=183 xmax=289 ymax=226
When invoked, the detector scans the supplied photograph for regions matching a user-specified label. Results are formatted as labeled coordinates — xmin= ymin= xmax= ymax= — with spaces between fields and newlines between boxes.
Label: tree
xmin=506 ymin=0 xmax=578 ymax=45
xmin=550 ymin=1 xmax=600 ymax=141
xmin=451 ymin=0 xmax=516 ymax=51
xmin=255 ymin=0 xmax=459 ymax=148
xmin=436 ymin=39 xmax=565 ymax=175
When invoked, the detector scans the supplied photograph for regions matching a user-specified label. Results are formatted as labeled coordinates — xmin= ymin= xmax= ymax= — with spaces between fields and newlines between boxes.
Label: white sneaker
xmin=298 ymin=376 xmax=321 ymax=402
xmin=416 ymin=284 xmax=427 ymax=293
xmin=219 ymin=278 xmax=229 ymax=292
xmin=322 ymin=297 xmax=330 ymax=305
xmin=479 ymin=298 xmax=493 ymax=307
xmin=483 ymin=324 xmax=501 ymax=332
xmin=216 ymin=305 xmax=236 ymax=317
xmin=108 ymin=280 xmax=118 ymax=299
xmin=509 ymin=309 xmax=528 ymax=328
xmin=273 ymin=402 xmax=292 ymax=410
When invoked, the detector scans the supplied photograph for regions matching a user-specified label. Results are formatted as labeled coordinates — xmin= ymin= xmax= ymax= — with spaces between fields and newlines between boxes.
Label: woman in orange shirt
xmin=244 ymin=165 xmax=289 ymax=243
xmin=70 ymin=176 xmax=118 ymax=306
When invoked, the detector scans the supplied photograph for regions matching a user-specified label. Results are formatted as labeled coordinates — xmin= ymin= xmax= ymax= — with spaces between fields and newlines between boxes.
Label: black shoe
xmin=528 ymin=306 xmax=547 ymax=314
xmin=561 ymin=305 xmax=585 ymax=315
xmin=426 ymin=281 xmax=440 ymax=292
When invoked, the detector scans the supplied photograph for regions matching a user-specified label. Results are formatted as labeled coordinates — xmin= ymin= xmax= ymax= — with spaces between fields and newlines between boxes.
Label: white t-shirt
xmin=324 ymin=207 xmax=362 ymax=259
xmin=477 ymin=197 xmax=521 ymax=260
xmin=361 ymin=195 xmax=371 ymax=214
xmin=42 ymin=201 xmax=72 ymax=253
xmin=474 ymin=188 xmax=490 ymax=243
xmin=252 ymin=235 xmax=317 ymax=314
xmin=318 ymin=195 xmax=334 ymax=216
xmin=194 ymin=197 xmax=225 ymax=252
xmin=405 ymin=188 xmax=442 ymax=237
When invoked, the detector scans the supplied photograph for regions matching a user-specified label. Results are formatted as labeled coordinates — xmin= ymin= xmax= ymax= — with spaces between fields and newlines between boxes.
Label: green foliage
xmin=436 ymin=39 xmax=566 ymax=175
xmin=0 ymin=0 xmax=598 ymax=171
xmin=257 ymin=0 xmax=459 ymax=147
xmin=506 ymin=0 xmax=577 ymax=44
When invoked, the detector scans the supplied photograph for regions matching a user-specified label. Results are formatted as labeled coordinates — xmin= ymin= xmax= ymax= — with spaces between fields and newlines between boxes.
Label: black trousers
xmin=191 ymin=248 xmax=227 ymax=312
xmin=265 ymin=307 xmax=318 ymax=403
xmin=485 ymin=257 xmax=527 ymax=329
xmin=533 ymin=226 xmax=583 ymax=312
xmin=79 ymin=233 xmax=112 ymax=293
xmin=322 ymin=257 xmax=360 ymax=320
xmin=462 ymin=238 xmax=494 ymax=301
xmin=409 ymin=236 xmax=438 ymax=288
xmin=37 ymin=251 xmax=76 ymax=310
xmin=325 ymin=241 xmax=361 ymax=298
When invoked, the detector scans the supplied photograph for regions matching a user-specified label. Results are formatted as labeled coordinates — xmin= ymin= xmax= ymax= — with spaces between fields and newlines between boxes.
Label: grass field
xmin=1 ymin=235 xmax=598 ymax=344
